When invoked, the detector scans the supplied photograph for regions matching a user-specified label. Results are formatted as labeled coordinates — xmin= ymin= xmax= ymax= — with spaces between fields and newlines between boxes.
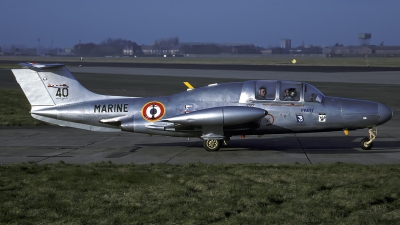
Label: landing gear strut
xmin=360 ymin=127 xmax=377 ymax=150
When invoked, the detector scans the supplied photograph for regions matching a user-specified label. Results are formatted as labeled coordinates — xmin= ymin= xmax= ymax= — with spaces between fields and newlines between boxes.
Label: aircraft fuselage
xmin=13 ymin=63 xmax=393 ymax=151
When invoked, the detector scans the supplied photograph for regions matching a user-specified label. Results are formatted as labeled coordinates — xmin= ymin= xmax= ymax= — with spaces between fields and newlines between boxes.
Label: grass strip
xmin=1 ymin=162 xmax=400 ymax=224
xmin=0 ymin=89 xmax=46 ymax=126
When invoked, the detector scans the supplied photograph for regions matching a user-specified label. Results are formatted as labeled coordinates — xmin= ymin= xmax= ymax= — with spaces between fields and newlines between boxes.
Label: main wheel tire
xmin=360 ymin=137 xmax=373 ymax=150
xmin=203 ymin=139 xmax=221 ymax=151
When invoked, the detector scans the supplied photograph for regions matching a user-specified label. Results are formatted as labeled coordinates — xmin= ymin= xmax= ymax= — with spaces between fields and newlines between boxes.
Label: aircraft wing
xmin=99 ymin=106 xmax=267 ymax=139
xmin=158 ymin=106 xmax=268 ymax=140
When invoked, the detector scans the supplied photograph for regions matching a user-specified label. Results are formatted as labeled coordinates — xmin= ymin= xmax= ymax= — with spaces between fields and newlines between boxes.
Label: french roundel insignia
xmin=141 ymin=101 xmax=166 ymax=122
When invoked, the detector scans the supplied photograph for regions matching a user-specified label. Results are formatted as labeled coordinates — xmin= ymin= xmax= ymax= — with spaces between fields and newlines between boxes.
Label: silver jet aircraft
xmin=12 ymin=62 xmax=393 ymax=151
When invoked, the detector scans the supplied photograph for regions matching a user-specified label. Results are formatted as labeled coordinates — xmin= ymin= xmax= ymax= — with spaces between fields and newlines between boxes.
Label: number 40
xmin=56 ymin=88 xmax=68 ymax=97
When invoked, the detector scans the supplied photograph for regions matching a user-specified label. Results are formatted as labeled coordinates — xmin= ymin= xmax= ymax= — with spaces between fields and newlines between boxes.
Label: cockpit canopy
xmin=239 ymin=80 xmax=325 ymax=103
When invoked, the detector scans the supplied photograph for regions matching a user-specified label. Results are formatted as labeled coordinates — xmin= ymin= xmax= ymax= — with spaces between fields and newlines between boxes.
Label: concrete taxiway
xmin=0 ymin=66 xmax=399 ymax=164
xmin=0 ymin=126 xmax=399 ymax=165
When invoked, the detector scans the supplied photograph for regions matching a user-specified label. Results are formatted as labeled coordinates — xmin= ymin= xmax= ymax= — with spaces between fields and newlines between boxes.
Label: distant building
xmin=48 ymin=48 xmax=75 ymax=56
xmin=231 ymin=45 xmax=261 ymax=54
xmin=323 ymin=45 xmax=400 ymax=56
xmin=281 ymin=39 xmax=291 ymax=49
xmin=260 ymin=49 xmax=272 ymax=54
xmin=6 ymin=46 xmax=37 ymax=56
xmin=140 ymin=44 xmax=181 ymax=56
xmin=372 ymin=46 xmax=400 ymax=55
xmin=21 ymin=48 xmax=38 ymax=56
xmin=181 ymin=42 xmax=263 ymax=55
xmin=268 ymin=47 xmax=285 ymax=54
xmin=9 ymin=46 xmax=21 ymax=56
xmin=58 ymin=48 xmax=74 ymax=56
xmin=324 ymin=46 xmax=372 ymax=56
xmin=123 ymin=44 xmax=142 ymax=56
xmin=289 ymin=45 xmax=322 ymax=54
xmin=140 ymin=45 xmax=156 ymax=55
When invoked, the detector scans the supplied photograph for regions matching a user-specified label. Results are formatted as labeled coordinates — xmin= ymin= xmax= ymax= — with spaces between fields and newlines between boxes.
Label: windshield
xmin=304 ymin=83 xmax=325 ymax=103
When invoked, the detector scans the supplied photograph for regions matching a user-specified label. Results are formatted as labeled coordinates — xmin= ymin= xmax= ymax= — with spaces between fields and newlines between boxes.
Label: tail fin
xmin=12 ymin=62 xmax=100 ymax=106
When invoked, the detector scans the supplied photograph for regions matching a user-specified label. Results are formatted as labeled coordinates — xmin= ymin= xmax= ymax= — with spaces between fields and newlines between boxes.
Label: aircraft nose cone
xmin=378 ymin=103 xmax=393 ymax=125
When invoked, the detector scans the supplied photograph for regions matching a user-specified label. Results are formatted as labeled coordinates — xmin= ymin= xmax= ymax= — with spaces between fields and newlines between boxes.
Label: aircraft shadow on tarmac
xmin=135 ymin=136 xmax=400 ymax=154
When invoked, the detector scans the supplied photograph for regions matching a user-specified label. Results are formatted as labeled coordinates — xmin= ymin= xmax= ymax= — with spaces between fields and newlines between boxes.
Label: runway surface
xmin=1 ymin=66 xmax=399 ymax=164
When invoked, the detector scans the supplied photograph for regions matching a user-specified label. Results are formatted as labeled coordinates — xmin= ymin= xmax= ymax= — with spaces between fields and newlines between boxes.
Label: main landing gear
xmin=203 ymin=139 xmax=227 ymax=151
xmin=360 ymin=127 xmax=377 ymax=150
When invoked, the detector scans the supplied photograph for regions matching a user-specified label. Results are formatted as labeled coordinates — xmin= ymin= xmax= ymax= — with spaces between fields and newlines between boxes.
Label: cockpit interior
xmin=240 ymin=80 xmax=325 ymax=103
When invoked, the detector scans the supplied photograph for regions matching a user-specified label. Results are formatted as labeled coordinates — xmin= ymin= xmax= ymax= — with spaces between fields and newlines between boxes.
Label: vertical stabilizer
xmin=12 ymin=63 xmax=101 ymax=106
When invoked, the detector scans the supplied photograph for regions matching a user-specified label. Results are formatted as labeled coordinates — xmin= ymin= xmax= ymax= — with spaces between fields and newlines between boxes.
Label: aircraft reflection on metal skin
xmin=12 ymin=63 xmax=393 ymax=151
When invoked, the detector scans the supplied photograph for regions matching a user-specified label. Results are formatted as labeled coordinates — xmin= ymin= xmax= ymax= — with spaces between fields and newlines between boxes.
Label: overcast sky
xmin=1 ymin=1 xmax=399 ymax=48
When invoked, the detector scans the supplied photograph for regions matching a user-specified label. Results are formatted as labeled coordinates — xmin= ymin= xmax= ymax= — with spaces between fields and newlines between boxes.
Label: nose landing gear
xmin=360 ymin=127 xmax=377 ymax=150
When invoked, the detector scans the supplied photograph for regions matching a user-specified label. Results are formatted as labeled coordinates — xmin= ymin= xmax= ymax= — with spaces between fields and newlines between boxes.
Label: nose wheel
xmin=360 ymin=127 xmax=377 ymax=150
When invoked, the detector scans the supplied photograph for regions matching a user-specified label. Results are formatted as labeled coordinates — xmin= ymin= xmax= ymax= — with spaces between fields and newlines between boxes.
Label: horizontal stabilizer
xmin=19 ymin=62 xmax=64 ymax=70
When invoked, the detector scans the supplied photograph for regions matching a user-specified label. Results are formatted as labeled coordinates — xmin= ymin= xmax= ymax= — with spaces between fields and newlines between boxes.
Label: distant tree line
xmin=154 ymin=36 xmax=179 ymax=47
xmin=181 ymin=44 xmax=261 ymax=54
xmin=71 ymin=36 xmax=263 ymax=56
xmin=73 ymin=38 xmax=142 ymax=57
